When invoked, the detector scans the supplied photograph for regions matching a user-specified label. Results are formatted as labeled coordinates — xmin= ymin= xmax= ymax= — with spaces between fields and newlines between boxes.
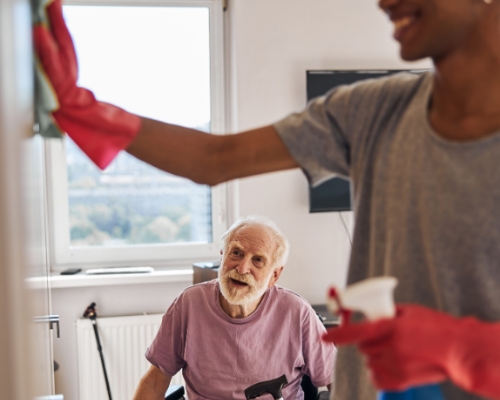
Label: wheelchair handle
xmin=244 ymin=374 xmax=288 ymax=400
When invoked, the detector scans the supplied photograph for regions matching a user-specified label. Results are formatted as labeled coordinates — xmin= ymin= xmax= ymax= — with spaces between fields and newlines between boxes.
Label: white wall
xmin=52 ymin=1 xmax=431 ymax=399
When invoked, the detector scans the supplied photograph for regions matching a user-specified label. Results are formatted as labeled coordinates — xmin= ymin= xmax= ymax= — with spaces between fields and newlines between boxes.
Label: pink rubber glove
xmin=323 ymin=304 xmax=500 ymax=399
xmin=33 ymin=0 xmax=141 ymax=169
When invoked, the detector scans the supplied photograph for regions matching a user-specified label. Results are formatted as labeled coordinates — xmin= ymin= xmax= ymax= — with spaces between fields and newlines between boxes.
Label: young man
xmin=132 ymin=216 xmax=335 ymax=400
xmin=34 ymin=0 xmax=500 ymax=399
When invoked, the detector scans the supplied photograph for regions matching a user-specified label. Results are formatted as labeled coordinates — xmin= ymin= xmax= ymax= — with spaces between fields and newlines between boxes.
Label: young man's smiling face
xmin=379 ymin=0 xmax=488 ymax=62
xmin=218 ymin=224 xmax=282 ymax=307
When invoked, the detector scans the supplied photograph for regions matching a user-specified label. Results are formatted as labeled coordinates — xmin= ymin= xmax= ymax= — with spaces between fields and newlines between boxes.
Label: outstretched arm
xmin=323 ymin=304 xmax=500 ymax=399
xmin=127 ymin=118 xmax=299 ymax=186
xmin=133 ymin=365 xmax=172 ymax=400
xmin=34 ymin=0 xmax=299 ymax=180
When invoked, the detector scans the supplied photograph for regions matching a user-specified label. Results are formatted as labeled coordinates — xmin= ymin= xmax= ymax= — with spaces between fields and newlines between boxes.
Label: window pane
xmin=64 ymin=5 xmax=212 ymax=247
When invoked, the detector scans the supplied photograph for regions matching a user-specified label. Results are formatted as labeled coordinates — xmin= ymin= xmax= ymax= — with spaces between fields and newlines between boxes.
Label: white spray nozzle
xmin=327 ymin=277 xmax=398 ymax=321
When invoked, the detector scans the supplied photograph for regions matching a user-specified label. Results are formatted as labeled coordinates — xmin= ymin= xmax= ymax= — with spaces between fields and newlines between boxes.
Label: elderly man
xmin=132 ymin=216 xmax=335 ymax=400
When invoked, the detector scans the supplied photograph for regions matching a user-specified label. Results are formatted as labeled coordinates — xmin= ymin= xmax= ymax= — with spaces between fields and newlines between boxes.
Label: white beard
xmin=218 ymin=268 xmax=272 ymax=306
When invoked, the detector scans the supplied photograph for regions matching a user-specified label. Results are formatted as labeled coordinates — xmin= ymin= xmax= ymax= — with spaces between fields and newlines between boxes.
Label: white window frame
xmin=45 ymin=0 xmax=228 ymax=271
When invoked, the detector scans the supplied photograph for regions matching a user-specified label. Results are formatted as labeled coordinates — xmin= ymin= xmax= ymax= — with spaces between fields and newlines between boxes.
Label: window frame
xmin=45 ymin=0 xmax=228 ymax=271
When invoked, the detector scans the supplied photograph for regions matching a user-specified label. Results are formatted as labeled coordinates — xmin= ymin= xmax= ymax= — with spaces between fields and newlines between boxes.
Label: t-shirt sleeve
xmin=301 ymin=307 xmax=336 ymax=388
xmin=273 ymin=73 xmax=425 ymax=187
xmin=145 ymin=299 xmax=186 ymax=377
xmin=274 ymin=84 xmax=354 ymax=187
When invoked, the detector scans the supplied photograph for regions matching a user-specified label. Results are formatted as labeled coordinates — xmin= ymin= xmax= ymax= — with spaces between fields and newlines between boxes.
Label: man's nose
xmin=237 ymin=257 xmax=252 ymax=274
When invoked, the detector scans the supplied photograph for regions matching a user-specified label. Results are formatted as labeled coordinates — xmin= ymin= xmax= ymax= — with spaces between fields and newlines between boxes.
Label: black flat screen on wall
xmin=307 ymin=70 xmax=412 ymax=213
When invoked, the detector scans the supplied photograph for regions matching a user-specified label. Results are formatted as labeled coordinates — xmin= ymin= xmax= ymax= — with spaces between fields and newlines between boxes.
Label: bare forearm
xmin=132 ymin=366 xmax=171 ymax=400
xmin=126 ymin=117 xmax=298 ymax=185
xmin=132 ymin=381 xmax=166 ymax=400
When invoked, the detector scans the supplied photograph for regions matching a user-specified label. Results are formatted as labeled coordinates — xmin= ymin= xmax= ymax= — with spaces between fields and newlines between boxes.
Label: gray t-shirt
xmin=274 ymin=72 xmax=500 ymax=400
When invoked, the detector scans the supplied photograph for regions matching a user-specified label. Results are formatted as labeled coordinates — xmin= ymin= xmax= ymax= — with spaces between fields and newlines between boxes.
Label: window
xmin=45 ymin=0 xmax=227 ymax=270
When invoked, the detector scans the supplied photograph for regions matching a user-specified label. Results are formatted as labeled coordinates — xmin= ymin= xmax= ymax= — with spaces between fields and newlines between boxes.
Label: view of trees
xmin=66 ymin=136 xmax=212 ymax=247
xmin=62 ymin=6 xmax=213 ymax=249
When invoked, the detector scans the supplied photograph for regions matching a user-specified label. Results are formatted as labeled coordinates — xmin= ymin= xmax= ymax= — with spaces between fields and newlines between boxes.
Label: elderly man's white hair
xmin=220 ymin=216 xmax=290 ymax=267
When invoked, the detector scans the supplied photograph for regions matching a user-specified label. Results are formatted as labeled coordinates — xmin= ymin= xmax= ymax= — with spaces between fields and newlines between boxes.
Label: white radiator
xmin=76 ymin=314 xmax=185 ymax=400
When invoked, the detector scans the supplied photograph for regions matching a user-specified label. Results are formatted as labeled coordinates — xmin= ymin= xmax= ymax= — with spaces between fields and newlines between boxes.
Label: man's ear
xmin=268 ymin=266 xmax=284 ymax=288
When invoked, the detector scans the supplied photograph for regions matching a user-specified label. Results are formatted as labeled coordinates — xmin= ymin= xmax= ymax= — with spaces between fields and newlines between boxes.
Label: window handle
xmin=34 ymin=315 xmax=60 ymax=338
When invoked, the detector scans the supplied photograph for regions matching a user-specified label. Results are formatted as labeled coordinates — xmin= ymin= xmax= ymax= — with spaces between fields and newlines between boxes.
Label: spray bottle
xmin=327 ymin=277 xmax=445 ymax=400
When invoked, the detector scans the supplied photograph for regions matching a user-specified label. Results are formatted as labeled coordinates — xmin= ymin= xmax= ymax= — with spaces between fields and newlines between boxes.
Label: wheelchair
xmin=164 ymin=375 xmax=330 ymax=400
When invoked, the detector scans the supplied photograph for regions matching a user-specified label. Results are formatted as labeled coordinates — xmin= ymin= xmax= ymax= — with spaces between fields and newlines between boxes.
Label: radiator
xmin=76 ymin=313 xmax=185 ymax=400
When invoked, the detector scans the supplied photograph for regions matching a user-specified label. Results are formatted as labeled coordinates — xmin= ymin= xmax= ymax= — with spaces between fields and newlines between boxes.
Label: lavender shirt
xmin=146 ymin=280 xmax=335 ymax=400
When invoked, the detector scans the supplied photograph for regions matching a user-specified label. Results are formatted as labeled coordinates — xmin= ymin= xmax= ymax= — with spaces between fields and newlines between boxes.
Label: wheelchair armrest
xmin=165 ymin=384 xmax=185 ymax=400
xmin=163 ymin=382 xmax=328 ymax=400
xmin=317 ymin=391 xmax=330 ymax=400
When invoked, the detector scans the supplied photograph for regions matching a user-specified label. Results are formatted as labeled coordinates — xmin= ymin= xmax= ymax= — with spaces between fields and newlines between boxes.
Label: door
xmin=25 ymin=135 xmax=56 ymax=398
xmin=0 ymin=0 xmax=56 ymax=397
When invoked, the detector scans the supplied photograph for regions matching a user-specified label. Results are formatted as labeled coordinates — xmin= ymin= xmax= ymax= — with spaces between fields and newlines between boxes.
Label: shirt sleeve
xmin=273 ymin=72 xmax=426 ymax=188
xmin=301 ymin=306 xmax=336 ymax=388
xmin=273 ymin=84 xmax=353 ymax=187
xmin=145 ymin=299 xmax=186 ymax=377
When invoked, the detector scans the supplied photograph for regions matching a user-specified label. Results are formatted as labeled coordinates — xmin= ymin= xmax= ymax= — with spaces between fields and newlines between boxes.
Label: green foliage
xmin=69 ymin=202 xmax=193 ymax=246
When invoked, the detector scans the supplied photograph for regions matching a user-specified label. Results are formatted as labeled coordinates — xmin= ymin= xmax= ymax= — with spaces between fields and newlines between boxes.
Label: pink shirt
xmin=146 ymin=280 xmax=335 ymax=400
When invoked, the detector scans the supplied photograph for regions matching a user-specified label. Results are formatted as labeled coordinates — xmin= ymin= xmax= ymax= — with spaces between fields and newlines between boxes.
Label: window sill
xmin=27 ymin=269 xmax=194 ymax=290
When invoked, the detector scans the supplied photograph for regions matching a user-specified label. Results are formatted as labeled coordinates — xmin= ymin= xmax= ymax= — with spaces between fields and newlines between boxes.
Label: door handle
xmin=34 ymin=315 xmax=60 ymax=338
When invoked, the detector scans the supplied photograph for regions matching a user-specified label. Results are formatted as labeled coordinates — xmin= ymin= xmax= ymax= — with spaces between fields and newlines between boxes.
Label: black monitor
xmin=307 ymin=70 xmax=413 ymax=213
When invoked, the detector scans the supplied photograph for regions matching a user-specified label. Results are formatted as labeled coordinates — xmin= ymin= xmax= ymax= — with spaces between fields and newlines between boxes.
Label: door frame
xmin=0 ymin=0 xmax=44 ymax=398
